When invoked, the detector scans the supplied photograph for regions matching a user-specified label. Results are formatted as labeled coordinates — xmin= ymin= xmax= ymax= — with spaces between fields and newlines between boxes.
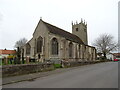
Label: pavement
xmin=2 ymin=64 xmax=90 ymax=85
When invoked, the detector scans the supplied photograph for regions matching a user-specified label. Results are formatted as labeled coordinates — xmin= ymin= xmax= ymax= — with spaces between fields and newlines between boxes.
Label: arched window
xmin=79 ymin=44 xmax=81 ymax=58
xmin=37 ymin=36 xmax=43 ymax=53
xmin=26 ymin=43 xmax=31 ymax=55
xmin=69 ymin=42 xmax=73 ymax=58
xmin=51 ymin=38 xmax=58 ymax=55
xmin=34 ymin=39 xmax=36 ymax=54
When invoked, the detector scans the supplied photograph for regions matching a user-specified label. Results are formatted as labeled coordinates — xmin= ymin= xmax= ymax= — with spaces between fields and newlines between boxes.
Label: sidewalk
xmin=2 ymin=65 xmax=85 ymax=85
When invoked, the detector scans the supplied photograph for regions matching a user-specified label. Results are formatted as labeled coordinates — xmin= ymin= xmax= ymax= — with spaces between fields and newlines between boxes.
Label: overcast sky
xmin=0 ymin=0 xmax=119 ymax=50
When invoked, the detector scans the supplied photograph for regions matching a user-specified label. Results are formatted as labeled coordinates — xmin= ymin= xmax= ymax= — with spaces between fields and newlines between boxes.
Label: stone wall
xmin=2 ymin=60 xmax=107 ymax=77
xmin=62 ymin=60 xmax=104 ymax=67
xmin=2 ymin=63 xmax=54 ymax=77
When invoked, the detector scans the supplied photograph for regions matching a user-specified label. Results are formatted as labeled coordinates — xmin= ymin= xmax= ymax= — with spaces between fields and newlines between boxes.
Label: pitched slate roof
xmin=41 ymin=20 xmax=84 ymax=44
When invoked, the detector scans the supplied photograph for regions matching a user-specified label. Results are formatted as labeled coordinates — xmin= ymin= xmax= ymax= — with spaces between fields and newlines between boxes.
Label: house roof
xmin=0 ymin=50 xmax=16 ymax=55
xmin=113 ymin=53 xmax=120 ymax=56
xmin=41 ymin=20 xmax=84 ymax=44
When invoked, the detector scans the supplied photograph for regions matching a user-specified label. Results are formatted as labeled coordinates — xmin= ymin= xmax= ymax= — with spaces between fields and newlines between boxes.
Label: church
xmin=21 ymin=19 xmax=96 ymax=62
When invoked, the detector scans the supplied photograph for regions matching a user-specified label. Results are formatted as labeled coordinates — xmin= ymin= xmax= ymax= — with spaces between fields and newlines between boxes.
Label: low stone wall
xmin=2 ymin=63 xmax=54 ymax=77
xmin=2 ymin=60 xmax=107 ymax=77
xmin=63 ymin=60 xmax=104 ymax=67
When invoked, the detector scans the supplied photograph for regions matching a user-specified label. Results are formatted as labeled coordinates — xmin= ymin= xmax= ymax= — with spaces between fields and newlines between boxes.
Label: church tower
xmin=72 ymin=19 xmax=88 ymax=45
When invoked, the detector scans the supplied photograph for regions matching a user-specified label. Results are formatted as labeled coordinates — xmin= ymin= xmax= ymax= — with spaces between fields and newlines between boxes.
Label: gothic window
xmin=79 ymin=44 xmax=81 ymax=58
xmin=26 ymin=43 xmax=31 ymax=55
xmin=34 ymin=39 xmax=36 ymax=54
xmin=69 ymin=42 xmax=73 ymax=58
xmin=51 ymin=38 xmax=58 ymax=55
xmin=37 ymin=36 xmax=43 ymax=53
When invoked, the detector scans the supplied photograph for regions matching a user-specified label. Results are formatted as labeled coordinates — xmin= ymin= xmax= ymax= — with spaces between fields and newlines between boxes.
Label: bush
xmin=54 ymin=64 xmax=62 ymax=68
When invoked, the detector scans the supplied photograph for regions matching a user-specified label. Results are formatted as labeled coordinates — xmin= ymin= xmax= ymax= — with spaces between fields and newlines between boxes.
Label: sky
xmin=0 ymin=0 xmax=119 ymax=50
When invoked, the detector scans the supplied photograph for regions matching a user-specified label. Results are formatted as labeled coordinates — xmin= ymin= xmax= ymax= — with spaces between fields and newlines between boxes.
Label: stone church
xmin=22 ymin=19 xmax=96 ymax=62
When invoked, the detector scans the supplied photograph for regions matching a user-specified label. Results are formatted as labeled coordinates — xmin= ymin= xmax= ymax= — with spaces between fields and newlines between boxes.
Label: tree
xmin=14 ymin=38 xmax=27 ymax=64
xmin=14 ymin=38 xmax=27 ymax=49
xmin=93 ymin=33 xmax=118 ymax=59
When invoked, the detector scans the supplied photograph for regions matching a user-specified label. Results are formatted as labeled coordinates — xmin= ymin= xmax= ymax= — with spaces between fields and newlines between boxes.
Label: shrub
xmin=54 ymin=64 xmax=62 ymax=68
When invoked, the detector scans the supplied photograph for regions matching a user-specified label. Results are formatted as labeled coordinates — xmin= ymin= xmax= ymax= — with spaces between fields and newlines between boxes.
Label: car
xmin=114 ymin=56 xmax=120 ymax=61
xmin=114 ymin=59 xmax=119 ymax=61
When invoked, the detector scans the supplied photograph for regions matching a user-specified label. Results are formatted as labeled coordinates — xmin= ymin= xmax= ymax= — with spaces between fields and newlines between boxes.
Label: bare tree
xmin=14 ymin=38 xmax=27 ymax=64
xmin=14 ymin=38 xmax=27 ymax=49
xmin=93 ymin=34 xmax=118 ymax=59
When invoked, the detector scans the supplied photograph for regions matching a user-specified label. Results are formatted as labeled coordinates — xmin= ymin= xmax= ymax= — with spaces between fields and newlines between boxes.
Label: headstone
xmin=26 ymin=57 xmax=29 ymax=64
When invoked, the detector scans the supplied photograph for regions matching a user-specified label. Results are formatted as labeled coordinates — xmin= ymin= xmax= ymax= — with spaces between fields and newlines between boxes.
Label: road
xmin=3 ymin=62 xmax=118 ymax=88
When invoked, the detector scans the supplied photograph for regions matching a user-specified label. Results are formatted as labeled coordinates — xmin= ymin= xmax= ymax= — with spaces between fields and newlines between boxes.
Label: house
xmin=113 ymin=53 xmax=120 ymax=59
xmin=106 ymin=53 xmax=114 ymax=60
xmin=0 ymin=49 xmax=16 ymax=59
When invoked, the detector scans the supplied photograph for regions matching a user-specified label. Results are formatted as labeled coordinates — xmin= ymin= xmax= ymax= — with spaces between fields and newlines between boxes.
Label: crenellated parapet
xmin=72 ymin=18 xmax=87 ymax=27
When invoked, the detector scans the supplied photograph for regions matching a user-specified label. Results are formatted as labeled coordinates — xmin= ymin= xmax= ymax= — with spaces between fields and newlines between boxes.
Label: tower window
xmin=76 ymin=28 xmax=78 ymax=31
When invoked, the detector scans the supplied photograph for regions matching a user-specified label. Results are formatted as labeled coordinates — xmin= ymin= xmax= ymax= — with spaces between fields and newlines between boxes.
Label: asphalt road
xmin=3 ymin=62 xmax=118 ymax=88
